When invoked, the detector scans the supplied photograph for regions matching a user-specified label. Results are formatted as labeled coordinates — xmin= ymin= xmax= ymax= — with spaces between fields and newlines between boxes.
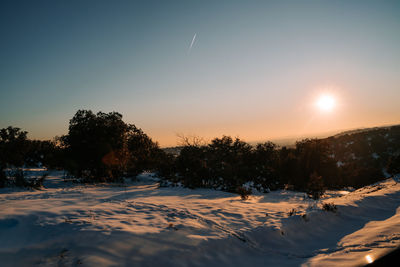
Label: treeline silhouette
xmin=1 ymin=110 xmax=399 ymax=197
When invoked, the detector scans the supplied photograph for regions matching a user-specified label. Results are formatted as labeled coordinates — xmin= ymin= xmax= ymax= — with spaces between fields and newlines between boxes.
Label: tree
xmin=62 ymin=110 xmax=127 ymax=181
xmin=64 ymin=110 xmax=129 ymax=181
xmin=175 ymin=136 xmax=257 ymax=191
xmin=307 ymin=172 xmax=324 ymax=200
xmin=207 ymin=136 xmax=253 ymax=191
xmin=0 ymin=126 xmax=29 ymax=169
xmin=291 ymin=139 xmax=337 ymax=190
xmin=387 ymin=155 xmax=400 ymax=176
xmin=278 ymin=146 xmax=297 ymax=187
xmin=62 ymin=110 xmax=160 ymax=182
xmin=176 ymin=145 xmax=208 ymax=188
xmin=126 ymin=125 xmax=163 ymax=177
xmin=23 ymin=139 xmax=64 ymax=168
xmin=0 ymin=169 xmax=6 ymax=188
xmin=251 ymin=142 xmax=280 ymax=190
xmin=0 ymin=126 xmax=29 ymax=187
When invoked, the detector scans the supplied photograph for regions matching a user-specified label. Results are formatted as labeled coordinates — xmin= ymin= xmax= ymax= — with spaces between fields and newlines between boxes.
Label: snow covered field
xmin=1 ymin=170 xmax=399 ymax=267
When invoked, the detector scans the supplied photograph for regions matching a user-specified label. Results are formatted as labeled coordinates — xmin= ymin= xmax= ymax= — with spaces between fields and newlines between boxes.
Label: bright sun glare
xmin=365 ymin=254 xmax=373 ymax=264
xmin=316 ymin=94 xmax=336 ymax=112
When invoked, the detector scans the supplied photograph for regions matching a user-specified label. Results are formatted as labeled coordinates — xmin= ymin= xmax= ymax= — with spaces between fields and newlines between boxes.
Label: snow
xmin=1 ymin=170 xmax=400 ymax=266
xmin=372 ymin=153 xmax=379 ymax=159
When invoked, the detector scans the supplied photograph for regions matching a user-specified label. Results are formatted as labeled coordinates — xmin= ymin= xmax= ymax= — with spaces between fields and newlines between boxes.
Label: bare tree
xmin=176 ymin=133 xmax=207 ymax=147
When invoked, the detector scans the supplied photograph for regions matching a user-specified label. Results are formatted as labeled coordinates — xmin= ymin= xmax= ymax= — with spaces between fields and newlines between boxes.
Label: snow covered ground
xmin=0 ymin=170 xmax=399 ymax=267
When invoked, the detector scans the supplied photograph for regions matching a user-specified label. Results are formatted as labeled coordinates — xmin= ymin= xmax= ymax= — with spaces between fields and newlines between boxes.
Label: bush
xmin=322 ymin=202 xmax=337 ymax=212
xmin=307 ymin=172 xmax=325 ymax=200
xmin=237 ymin=186 xmax=251 ymax=200
xmin=29 ymin=173 xmax=48 ymax=189
xmin=288 ymin=208 xmax=296 ymax=216
xmin=9 ymin=169 xmax=47 ymax=189
xmin=13 ymin=169 xmax=28 ymax=187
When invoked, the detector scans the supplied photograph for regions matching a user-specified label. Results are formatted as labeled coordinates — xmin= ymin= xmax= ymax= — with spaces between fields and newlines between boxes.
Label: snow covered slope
xmin=0 ymin=171 xmax=399 ymax=266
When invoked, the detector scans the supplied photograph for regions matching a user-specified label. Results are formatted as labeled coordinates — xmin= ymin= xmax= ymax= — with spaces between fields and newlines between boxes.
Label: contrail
xmin=188 ymin=33 xmax=197 ymax=53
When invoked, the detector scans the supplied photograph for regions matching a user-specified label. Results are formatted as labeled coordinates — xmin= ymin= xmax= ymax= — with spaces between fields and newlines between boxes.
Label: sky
xmin=1 ymin=0 xmax=399 ymax=147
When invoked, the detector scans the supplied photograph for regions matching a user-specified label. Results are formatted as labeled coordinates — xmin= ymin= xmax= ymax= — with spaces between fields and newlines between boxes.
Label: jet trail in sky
xmin=188 ymin=33 xmax=197 ymax=53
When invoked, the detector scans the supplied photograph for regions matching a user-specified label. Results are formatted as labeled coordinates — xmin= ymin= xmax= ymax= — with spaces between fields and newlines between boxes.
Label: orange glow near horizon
xmin=22 ymin=84 xmax=400 ymax=148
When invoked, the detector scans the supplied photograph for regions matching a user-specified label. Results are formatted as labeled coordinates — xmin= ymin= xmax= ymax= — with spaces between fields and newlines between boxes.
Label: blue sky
xmin=1 ymin=0 xmax=399 ymax=146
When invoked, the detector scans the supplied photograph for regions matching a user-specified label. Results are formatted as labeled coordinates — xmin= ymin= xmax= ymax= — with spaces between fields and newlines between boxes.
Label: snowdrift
xmin=0 ymin=170 xmax=399 ymax=266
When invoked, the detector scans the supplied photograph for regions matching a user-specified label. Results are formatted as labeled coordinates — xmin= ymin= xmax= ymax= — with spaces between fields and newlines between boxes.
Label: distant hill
xmin=261 ymin=124 xmax=400 ymax=147
xmin=163 ymin=124 xmax=400 ymax=154
xmin=333 ymin=124 xmax=400 ymax=138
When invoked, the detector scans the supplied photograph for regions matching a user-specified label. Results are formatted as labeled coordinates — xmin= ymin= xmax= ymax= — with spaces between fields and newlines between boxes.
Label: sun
xmin=316 ymin=94 xmax=335 ymax=112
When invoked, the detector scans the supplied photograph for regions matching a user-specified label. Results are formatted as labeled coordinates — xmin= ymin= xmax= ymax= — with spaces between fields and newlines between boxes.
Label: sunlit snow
xmin=0 ymin=170 xmax=399 ymax=266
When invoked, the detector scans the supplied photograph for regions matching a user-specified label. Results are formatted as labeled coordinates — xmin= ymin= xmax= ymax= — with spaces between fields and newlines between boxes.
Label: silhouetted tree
xmin=278 ymin=146 xmax=297 ymax=186
xmin=0 ymin=126 xmax=29 ymax=169
xmin=251 ymin=142 xmax=280 ymax=190
xmin=154 ymin=150 xmax=177 ymax=180
xmin=289 ymin=139 xmax=337 ymax=190
xmin=207 ymin=136 xmax=253 ymax=191
xmin=307 ymin=172 xmax=324 ymax=200
xmin=339 ymin=159 xmax=383 ymax=188
xmin=126 ymin=125 xmax=163 ymax=177
xmin=175 ymin=136 xmax=280 ymax=192
xmin=176 ymin=145 xmax=208 ymax=188
xmin=387 ymin=154 xmax=400 ymax=176
xmin=0 ymin=169 xmax=6 ymax=188
xmin=62 ymin=110 xmax=130 ymax=181
xmin=23 ymin=139 xmax=64 ymax=168
xmin=0 ymin=126 xmax=29 ymax=187
xmin=62 ymin=110 xmax=160 ymax=182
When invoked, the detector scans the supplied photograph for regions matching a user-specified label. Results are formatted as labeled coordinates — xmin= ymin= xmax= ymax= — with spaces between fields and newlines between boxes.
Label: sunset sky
xmin=1 ymin=0 xmax=399 ymax=146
